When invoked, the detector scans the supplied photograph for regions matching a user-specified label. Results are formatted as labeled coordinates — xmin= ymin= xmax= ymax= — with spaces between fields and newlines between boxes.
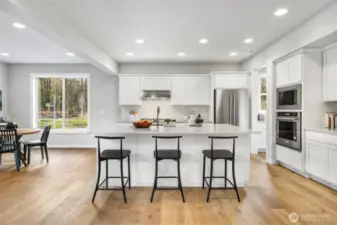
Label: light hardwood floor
xmin=0 ymin=149 xmax=336 ymax=225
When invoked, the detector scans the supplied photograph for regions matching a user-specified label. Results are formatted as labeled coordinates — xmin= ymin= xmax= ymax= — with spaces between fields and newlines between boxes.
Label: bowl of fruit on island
xmin=132 ymin=119 xmax=153 ymax=128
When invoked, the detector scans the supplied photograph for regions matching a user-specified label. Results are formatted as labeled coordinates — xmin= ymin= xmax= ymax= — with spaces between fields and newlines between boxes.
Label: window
xmin=259 ymin=75 xmax=267 ymax=111
xmin=31 ymin=74 xmax=90 ymax=132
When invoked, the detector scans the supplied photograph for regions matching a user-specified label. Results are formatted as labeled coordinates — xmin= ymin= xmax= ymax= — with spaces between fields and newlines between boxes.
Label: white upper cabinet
xmin=119 ymin=77 xmax=142 ymax=105
xmin=276 ymin=54 xmax=302 ymax=87
xmin=142 ymin=77 xmax=171 ymax=90
xmin=171 ymin=76 xmax=210 ymax=105
xmin=276 ymin=60 xmax=289 ymax=87
xmin=289 ymin=54 xmax=302 ymax=84
xmin=214 ymin=74 xmax=249 ymax=89
xmin=323 ymin=47 xmax=337 ymax=101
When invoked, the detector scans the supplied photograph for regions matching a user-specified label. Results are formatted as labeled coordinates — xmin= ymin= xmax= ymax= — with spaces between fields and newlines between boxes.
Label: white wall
xmin=0 ymin=62 xmax=8 ymax=118
xmin=7 ymin=64 xmax=119 ymax=147
xmin=241 ymin=1 xmax=337 ymax=70
xmin=241 ymin=2 xmax=337 ymax=164
xmin=119 ymin=62 xmax=240 ymax=74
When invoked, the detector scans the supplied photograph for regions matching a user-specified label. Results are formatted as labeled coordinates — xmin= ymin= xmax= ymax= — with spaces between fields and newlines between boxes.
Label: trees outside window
xmin=32 ymin=74 xmax=89 ymax=131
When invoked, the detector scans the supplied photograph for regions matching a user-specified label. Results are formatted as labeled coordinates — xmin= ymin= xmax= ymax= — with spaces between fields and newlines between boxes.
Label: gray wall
xmin=0 ymin=62 xmax=8 ymax=118
xmin=119 ymin=62 xmax=240 ymax=74
xmin=7 ymin=63 xmax=119 ymax=147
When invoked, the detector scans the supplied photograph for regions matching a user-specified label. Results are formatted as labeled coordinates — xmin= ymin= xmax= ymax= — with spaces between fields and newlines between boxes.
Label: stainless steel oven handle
xmin=276 ymin=117 xmax=300 ymax=121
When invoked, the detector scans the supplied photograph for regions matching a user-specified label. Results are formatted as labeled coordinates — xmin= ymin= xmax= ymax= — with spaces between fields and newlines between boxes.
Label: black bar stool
xmin=92 ymin=135 xmax=131 ymax=203
xmin=150 ymin=136 xmax=185 ymax=203
xmin=202 ymin=136 xmax=240 ymax=202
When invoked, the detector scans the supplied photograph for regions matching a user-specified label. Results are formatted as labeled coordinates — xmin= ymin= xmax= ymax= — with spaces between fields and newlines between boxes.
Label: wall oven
xmin=276 ymin=112 xmax=301 ymax=151
xmin=277 ymin=84 xmax=302 ymax=110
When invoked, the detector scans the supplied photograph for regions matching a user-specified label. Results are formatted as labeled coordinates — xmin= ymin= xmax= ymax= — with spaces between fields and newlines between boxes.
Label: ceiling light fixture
xmin=244 ymin=38 xmax=254 ymax=44
xmin=274 ymin=8 xmax=288 ymax=17
xmin=126 ymin=52 xmax=134 ymax=56
xmin=1 ymin=53 xmax=9 ymax=57
xmin=66 ymin=52 xmax=75 ymax=56
xmin=199 ymin=38 xmax=208 ymax=44
xmin=177 ymin=52 xmax=186 ymax=56
xmin=230 ymin=52 xmax=238 ymax=57
xmin=135 ymin=38 xmax=145 ymax=44
xmin=12 ymin=22 xmax=26 ymax=29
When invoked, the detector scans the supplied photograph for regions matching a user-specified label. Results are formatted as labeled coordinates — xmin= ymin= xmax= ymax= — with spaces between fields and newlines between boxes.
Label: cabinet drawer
xmin=306 ymin=131 xmax=337 ymax=146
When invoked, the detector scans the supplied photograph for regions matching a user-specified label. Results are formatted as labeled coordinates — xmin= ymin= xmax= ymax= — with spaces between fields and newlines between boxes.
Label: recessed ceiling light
xmin=244 ymin=38 xmax=254 ymax=44
xmin=66 ymin=52 xmax=75 ymax=56
xmin=199 ymin=38 xmax=208 ymax=44
xmin=12 ymin=22 xmax=26 ymax=29
xmin=135 ymin=39 xmax=144 ymax=44
xmin=230 ymin=52 xmax=238 ymax=57
xmin=126 ymin=52 xmax=134 ymax=56
xmin=1 ymin=53 xmax=9 ymax=57
xmin=177 ymin=52 xmax=186 ymax=56
xmin=274 ymin=8 xmax=288 ymax=17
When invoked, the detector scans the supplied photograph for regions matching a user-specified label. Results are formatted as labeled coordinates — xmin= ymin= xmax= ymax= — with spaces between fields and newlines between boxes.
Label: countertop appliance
xmin=277 ymin=84 xmax=302 ymax=110
xmin=276 ymin=112 xmax=301 ymax=151
xmin=213 ymin=88 xmax=250 ymax=129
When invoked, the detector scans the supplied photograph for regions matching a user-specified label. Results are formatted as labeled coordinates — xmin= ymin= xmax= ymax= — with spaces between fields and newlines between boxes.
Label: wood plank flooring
xmin=0 ymin=149 xmax=336 ymax=225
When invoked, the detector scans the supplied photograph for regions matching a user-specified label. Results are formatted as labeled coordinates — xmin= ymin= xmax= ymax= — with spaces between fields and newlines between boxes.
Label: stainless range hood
xmin=140 ymin=90 xmax=171 ymax=100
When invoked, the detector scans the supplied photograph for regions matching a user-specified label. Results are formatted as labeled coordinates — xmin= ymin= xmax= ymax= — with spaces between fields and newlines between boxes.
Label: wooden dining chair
xmin=0 ymin=129 xmax=21 ymax=171
xmin=23 ymin=125 xmax=51 ymax=164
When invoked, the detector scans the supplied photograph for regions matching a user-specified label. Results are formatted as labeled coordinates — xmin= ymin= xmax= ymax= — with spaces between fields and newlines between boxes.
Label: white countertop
xmin=92 ymin=123 xmax=259 ymax=136
xmin=305 ymin=127 xmax=337 ymax=135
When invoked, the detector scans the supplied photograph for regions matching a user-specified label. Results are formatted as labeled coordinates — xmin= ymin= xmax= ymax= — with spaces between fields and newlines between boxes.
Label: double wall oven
xmin=276 ymin=84 xmax=302 ymax=151
xmin=276 ymin=112 xmax=301 ymax=151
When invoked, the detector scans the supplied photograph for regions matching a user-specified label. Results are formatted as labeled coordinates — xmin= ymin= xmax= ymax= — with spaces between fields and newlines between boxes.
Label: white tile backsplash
xmin=120 ymin=100 xmax=209 ymax=121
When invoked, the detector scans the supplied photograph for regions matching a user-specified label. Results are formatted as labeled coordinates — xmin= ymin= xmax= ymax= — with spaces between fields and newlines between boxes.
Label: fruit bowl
xmin=132 ymin=120 xmax=153 ymax=128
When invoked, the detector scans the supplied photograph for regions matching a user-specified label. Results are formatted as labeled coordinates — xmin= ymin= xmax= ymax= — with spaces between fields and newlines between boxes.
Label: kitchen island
xmin=93 ymin=123 xmax=258 ymax=187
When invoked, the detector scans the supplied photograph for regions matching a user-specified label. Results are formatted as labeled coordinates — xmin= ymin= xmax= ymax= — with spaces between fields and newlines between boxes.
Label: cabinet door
xmin=196 ymin=77 xmax=210 ymax=105
xmin=276 ymin=60 xmax=289 ymax=87
xmin=328 ymin=145 xmax=337 ymax=185
xmin=214 ymin=74 xmax=248 ymax=89
xmin=171 ymin=77 xmax=188 ymax=105
xmin=142 ymin=77 xmax=171 ymax=90
xmin=306 ymin=141 xmax=329 ymax=180
xmin=289 ymin=54 xmax=302 ymax=84
xmin=119 ymin=77 xmax=142 ymax=105
xmin=324 ymin=48 xmax=337 ymax=101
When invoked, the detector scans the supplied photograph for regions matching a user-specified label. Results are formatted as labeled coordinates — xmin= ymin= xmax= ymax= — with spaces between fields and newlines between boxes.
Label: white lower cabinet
xmin=306 ymin=141 xmax=329 ymax=180
xmin=276 ymin=145 xmax=302 ymax=171
xmin=306 ymin=131 xmax=337 ymax=189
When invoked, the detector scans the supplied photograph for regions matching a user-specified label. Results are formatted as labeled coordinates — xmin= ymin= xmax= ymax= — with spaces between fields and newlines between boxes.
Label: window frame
xmin=30 ymin=73 xmax=91 ymax=134
xmin=259 ymin=74 xmax=267 ymax=113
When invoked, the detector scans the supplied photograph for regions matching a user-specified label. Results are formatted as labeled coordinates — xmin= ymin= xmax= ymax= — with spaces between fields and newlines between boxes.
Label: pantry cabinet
xmin=323 ymin=47 xmax=337 ymax=101
xmin=119 ymin=77 xmax=142 ymax=105
xmin=276 ymin=54 xmax=302 ymax=87
xmin=171 ymin=76 xmax=210 ymax=105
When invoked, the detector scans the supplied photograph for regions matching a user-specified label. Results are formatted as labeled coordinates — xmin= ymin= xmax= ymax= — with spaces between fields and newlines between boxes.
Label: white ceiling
xmin=50 ymin=0 xmax=335 ymax=63
xmin=0 ymin=11 xmax=86 ymax=64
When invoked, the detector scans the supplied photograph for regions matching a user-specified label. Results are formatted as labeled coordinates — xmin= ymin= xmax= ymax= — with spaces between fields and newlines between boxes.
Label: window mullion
xmin=62 ymin=78 xmax=66 ymax=129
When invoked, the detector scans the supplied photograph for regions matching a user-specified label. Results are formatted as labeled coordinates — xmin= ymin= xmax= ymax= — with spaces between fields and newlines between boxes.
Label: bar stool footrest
xmin=156 ymin=187 xmax=181 ymax=190
xmin=204 ymin=177 xmax=235 ymax=188
xmin=98 ymin=177 xmax=129 ymax=189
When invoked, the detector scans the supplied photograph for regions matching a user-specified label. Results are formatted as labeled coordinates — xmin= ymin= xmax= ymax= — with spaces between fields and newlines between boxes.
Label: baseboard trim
xmin=277 ymin=161 xmax=308 ymax=178
xmin=47 ymin=145 xmax=95 ymax=149
xmin=308 ymin=174 xmax=337 ymax=191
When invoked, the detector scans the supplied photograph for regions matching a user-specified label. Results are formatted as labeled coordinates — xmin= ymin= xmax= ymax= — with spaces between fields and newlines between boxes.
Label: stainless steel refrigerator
xmin=213 ymin=89 xmax=250 ymax=128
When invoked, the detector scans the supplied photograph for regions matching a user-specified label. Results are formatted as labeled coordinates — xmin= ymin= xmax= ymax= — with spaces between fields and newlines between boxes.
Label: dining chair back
xmin=40 ymin=125 xmax=51 ymax=143
xmin=0 ymin=125 xmax=6 ymax=130
xmin=0 ymin=129 xmax=21 ymax=171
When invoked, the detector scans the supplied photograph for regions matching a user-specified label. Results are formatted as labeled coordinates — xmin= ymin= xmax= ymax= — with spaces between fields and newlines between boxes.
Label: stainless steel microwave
xmin=277 ymin=84 xmax=302 ymax=110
